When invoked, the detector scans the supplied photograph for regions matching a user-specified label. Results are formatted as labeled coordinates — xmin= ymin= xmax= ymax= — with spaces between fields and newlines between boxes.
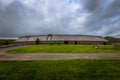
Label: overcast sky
xmin=0 ymin=0 xmax=120 ymax=38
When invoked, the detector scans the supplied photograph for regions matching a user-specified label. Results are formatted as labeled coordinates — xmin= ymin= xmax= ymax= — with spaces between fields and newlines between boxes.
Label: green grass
xmin=0 ymin=59 xmax=120 ymax=80
xmin=7 ymin=45 xmax=120 ymax=53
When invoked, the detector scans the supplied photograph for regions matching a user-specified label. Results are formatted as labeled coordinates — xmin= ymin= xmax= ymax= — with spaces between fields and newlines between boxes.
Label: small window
xmin=74 ymin=41 xmax=77 ymax=44
xmin=64 ymin=41 xmax=69 ymax=44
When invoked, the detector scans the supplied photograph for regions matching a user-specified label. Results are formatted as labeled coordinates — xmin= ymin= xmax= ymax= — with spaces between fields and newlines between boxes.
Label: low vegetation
xmin=7 ymin=44 xmax=120 ymax=53
xmin=104 ymin=36 xmax=120 ymax=44
xmin=0 ymin=59 xmax=120 ymax=80
xmin=0 ymin=39 xmax=15 ymax=46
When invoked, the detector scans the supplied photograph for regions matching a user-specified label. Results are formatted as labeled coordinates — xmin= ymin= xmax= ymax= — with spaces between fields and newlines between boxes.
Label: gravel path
xmin=0 ymin=47 xmax=120 ymax=60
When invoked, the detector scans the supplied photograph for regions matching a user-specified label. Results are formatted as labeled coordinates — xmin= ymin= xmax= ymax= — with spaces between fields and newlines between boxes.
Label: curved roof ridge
xmin=20 ymin=34 xmax=102 ymax=38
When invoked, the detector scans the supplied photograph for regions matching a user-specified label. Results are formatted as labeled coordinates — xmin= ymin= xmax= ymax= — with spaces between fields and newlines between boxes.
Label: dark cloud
xmin=0 ymin=0 xmax=120 ymax=38
xmin=78 ymin=0 xmax=120 ymax=37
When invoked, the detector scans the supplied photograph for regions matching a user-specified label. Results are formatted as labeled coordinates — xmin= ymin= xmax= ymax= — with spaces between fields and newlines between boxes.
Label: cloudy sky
xmin=0 ymin=0 xmax=120 ymax=38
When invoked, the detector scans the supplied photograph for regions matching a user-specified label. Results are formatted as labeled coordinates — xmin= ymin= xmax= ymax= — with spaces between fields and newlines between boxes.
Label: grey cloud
xmin=0 ymin=0 xmax=120 ymax=38
xmin=77 ymin=0 xmax=120 ymax=37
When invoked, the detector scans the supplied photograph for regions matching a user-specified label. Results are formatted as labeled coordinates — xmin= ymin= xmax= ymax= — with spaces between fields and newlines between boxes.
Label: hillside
xmin=104 ymin=37 xmax=120 ymax=43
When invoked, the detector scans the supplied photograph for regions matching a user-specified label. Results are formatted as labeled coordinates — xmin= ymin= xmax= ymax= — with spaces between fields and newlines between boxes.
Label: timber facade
xmin=15 ymin=34 xmax=108 ymax=45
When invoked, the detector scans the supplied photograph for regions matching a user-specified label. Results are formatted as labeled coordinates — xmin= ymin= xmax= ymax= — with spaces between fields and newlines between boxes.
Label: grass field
xmin=7 ymin=45 xmax=120 ymax=53
xmin=0 ymin=59 xmax=120 ymax=80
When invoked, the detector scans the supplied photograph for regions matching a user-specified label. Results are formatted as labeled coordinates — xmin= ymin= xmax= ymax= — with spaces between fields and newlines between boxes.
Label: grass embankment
xmin=0 ymin=59 xmax=120 ymax=80
xmin=7 ymin=45 xmax=120 ymax=53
